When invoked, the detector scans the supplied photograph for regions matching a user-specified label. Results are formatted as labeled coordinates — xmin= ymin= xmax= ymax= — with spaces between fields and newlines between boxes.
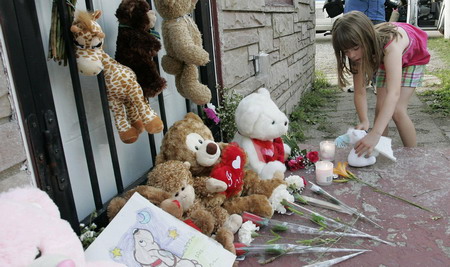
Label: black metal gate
xmin=0 ymin=0 xmax=218 ymax=233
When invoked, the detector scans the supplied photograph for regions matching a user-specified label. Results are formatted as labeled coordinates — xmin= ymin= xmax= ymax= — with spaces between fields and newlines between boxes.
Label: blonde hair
xmin=331 ymin=11 xmax=387 ymax=88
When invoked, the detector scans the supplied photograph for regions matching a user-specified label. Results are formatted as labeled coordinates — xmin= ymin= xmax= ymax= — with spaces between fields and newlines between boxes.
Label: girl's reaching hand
xmin=355 ymin=121 xmax=369 ymax=131
xmin=354 ymin=131 xmax=381 ymax=157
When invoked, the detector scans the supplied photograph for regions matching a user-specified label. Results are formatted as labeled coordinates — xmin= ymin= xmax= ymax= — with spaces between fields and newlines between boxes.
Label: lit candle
xmin=320 ymin=140 xmax=336 ymax=161
xmin=315 ymin=161 xmax=334 ymax=186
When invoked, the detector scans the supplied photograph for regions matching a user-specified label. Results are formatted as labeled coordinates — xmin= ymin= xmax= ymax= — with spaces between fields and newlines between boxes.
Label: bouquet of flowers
xmin=283 ymin=135 xmax=319 ymax=171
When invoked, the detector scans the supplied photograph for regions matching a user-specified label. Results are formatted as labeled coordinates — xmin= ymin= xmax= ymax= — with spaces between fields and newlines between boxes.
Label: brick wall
xmin=0 ymin=41 xmax=33 ymax=193
xmin=218 ymin=0 xmax=315 ymax=114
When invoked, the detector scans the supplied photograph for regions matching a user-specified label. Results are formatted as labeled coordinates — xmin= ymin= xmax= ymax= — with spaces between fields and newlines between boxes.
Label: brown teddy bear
xmin=156 ymin=112 xmax=288 ymax=218
xmin=107 ymin=160 xmax=239 ymax=255
xmin=153 ymin=0 xmax=211 ymax=105
xmin=115 ymin=0 xmax=167 ymax=98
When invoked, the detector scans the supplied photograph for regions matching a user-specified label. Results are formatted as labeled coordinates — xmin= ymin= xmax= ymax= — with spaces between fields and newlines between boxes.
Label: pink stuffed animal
xmin=0 ymin=187 xmax=125 ymax=267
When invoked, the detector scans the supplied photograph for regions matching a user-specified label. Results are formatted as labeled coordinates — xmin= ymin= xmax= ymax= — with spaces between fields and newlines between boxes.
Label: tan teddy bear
xmin=147 ymin=160 xmax=240 ymax=254
xmin=107 ymin=160 xmax=238 ymax=254
xmin=153 ymin=0 xmax=211 ymax=105
xmin=156 ymin=112 xmax=289 ymax=218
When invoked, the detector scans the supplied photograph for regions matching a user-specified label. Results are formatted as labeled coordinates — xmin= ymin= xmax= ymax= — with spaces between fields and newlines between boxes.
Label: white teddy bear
xmin=233 ymin=88 xmax=291 ymax=180
xmin=335 ymin=128 xmax=396 ymax=167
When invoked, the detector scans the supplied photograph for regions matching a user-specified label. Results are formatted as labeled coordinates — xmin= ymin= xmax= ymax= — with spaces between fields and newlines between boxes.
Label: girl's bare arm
xmin=353 ymin=66 xmax=369 ymax=130
xmin=355 ymin=35 xmax=407 ymax=156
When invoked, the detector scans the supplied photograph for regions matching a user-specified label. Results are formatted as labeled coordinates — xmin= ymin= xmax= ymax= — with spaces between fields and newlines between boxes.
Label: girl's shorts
xmin=376 ymin=65 xmax=426 ymax=88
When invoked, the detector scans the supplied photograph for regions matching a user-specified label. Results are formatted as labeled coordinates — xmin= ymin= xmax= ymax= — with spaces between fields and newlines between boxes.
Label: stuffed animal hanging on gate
xmin=115 ymin=0 xmax=167 ymax=98
xmin=153 ymin=0 xmax=212 ymax=105
xmin=70 ymin=10 xmax=163 ymax=144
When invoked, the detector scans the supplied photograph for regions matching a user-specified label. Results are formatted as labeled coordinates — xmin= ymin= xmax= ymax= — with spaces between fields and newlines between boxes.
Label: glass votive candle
xmin=315 ymin=160 xmax=334 ymax=186
xmin=320 ymin=140 xmax=336 ymax=161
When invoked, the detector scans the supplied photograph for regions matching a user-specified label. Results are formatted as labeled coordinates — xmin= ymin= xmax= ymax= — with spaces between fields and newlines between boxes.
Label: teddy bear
xmin=107 ymin=160 xmax=239 ymax=254
xmin=335 ymin=128 xmax=396 ymax=167
xmin=155 ymin=112 xmax=291 ymax=217
xmin=153 ymin=0 xmax=211 ymax=105
xmin=146 ymin=160 xmax=239 ymax=254
xmin=233 ymin=88 xmax=291 ymax=180
xmin=115 ymin=0 xmax=167 ymax=98
xmin=0 ymin=186 xmax=125 ymax=267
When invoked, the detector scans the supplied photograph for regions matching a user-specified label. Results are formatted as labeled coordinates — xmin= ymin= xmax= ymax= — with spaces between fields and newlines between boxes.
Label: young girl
xmin=332 ymin=11 xmax=430 ymax=157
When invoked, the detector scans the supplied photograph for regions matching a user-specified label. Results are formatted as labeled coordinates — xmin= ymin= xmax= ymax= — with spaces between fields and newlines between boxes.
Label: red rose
xmin=306 ymin=151 xmax=319 ymax=163
xmin=287 ymin=159 xmax=301 ymax=171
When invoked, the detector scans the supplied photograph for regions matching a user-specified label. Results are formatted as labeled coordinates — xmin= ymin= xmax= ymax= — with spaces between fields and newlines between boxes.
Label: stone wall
xmin=217 ymin=0 xmax=315 ymax=114
xmin=0 ymin=41 xmax=33 ymax=193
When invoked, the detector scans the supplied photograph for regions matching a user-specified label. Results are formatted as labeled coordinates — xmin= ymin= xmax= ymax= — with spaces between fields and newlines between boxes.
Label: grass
xmin=417 ymin=37 xmax=450 ymax=116
xmin=287 ymin=72 xmax=338 ymax=142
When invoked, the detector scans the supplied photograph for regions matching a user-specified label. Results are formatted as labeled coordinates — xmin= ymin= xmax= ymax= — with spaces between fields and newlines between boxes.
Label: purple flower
xmin=204 ymin=105 xmax=220 ymax=125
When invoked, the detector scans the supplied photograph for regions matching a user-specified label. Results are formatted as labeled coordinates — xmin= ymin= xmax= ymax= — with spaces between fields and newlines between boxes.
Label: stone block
xmin=279 ymin=33 xmax=300 ymax=59
xmin=288 ymin=59 xmax=303 ymax=84
xmin=0 ymin=122 xmax=26 ymax=172
xmin=273 ymin=13 xmax=294 ymax=38
xmin=0 ymin=95 xmax=12 ymax=119
xmin=223 ymin=29 xmax=260 ymax=51
xmin=298 ymin=0 xmax=312 ymax=5
xmin=247 ymin=44 xmax=259 ymax=59
xmin=222 ymin=12 xmax=270 ymax=30
xmin=258 ymin=27 xmax=275 ymax=52
xmin=269 ymin=50 xmax=280 ymax=64
xmin=267 ymin=60 xmax=289 ymax=88
xmin=231 ymin=76 xmax=266 ymax=96
xmin=221 ymin=0 xmax=265 ymax=11
xmin=0 ymin=166 xmax=32 ymax=194
xmin=0 ymin=58 xmax=9 ymax=97
xmin=223 ymin=47 xmax=254 ymax=88
xmin=297 ymin=3 xmax=314 ymax=21
xmin=271 ymin=80 xmax=289 ymax=100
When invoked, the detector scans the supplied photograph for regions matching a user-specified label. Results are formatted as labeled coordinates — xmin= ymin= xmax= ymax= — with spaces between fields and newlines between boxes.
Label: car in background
xmin=315 ymin=0 xmax=341 ymax=33
xmin=315 ymin=0 xmax=444 ymax=34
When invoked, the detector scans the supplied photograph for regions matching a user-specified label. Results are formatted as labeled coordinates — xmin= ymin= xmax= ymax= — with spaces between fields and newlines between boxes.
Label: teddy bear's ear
xmin=182 ymin=161 xmax=191 ymax=169
xmin=184 ymin=112 xmax=202 ymax=122
xmin=256 ymin=87 xmax=271 ymax=98
xmin=158 ymin=0 xmax=176 ymax=7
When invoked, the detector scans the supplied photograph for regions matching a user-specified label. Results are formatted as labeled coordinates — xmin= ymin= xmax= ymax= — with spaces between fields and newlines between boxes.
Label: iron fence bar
xmin=97 ymin=73 xmax=124 ymax=193
xmin=195 ymin=0 xmax=220 ymax=140
xmin=57 ymin=0 xmax=103 ymax=209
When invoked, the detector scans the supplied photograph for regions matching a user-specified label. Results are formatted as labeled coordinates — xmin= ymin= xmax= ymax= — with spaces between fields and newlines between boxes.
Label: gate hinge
xmin=43 ymin=110 xmax=68 ymax=191
xmin=27 ymin=111 xmax=68 ymax=192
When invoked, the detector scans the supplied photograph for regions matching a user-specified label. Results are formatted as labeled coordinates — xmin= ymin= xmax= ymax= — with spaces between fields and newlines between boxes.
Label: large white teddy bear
xmin=233 ymin=88 xmax=291 ymax=180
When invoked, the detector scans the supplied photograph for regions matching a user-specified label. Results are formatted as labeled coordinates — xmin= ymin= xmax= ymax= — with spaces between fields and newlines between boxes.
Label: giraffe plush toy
xmin=70 ymin=10 xmax=163 ymax=144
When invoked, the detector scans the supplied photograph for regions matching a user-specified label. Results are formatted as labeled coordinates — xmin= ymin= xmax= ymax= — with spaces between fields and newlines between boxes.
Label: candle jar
xmin=320 ymin=140 xmax=336 ymax=161
xmin=315 ymin=161 xmax=334 ymax=186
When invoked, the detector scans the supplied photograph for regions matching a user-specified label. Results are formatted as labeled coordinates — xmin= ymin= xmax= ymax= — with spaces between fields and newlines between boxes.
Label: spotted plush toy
xmin=71 ymin=10 xmax=163 ymax=143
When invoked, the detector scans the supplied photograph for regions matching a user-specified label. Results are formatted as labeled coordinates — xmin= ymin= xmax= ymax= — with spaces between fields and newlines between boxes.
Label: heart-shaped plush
xmin=210 ymin=143 xmax=246 ymax=198
xmin=232 ymin=156 xmax=241 ymax=169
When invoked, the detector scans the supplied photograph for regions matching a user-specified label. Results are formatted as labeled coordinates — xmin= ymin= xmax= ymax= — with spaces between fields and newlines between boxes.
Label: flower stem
xmin=351 ymin=177 xmax=436 ymax=213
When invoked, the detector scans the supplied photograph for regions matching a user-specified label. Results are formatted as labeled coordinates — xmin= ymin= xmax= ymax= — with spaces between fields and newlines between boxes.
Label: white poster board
xmin=85 ymin=193 xmax=236 ymax=267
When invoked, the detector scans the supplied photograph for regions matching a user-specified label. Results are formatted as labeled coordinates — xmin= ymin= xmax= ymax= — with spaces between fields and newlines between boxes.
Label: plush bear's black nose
xmin=206 ymin=143 xmax=217 ymax=155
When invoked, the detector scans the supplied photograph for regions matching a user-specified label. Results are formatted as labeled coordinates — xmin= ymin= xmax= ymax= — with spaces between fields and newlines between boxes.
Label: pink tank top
xmin=381 ymin=22 xmax=430 ymax=69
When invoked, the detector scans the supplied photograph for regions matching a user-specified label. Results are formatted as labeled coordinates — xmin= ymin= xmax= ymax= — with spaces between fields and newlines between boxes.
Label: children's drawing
xmin=133 ymin=228 xmax=201 ymax=267
xmin=85 ymin=193 xmax=235 ymax=267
